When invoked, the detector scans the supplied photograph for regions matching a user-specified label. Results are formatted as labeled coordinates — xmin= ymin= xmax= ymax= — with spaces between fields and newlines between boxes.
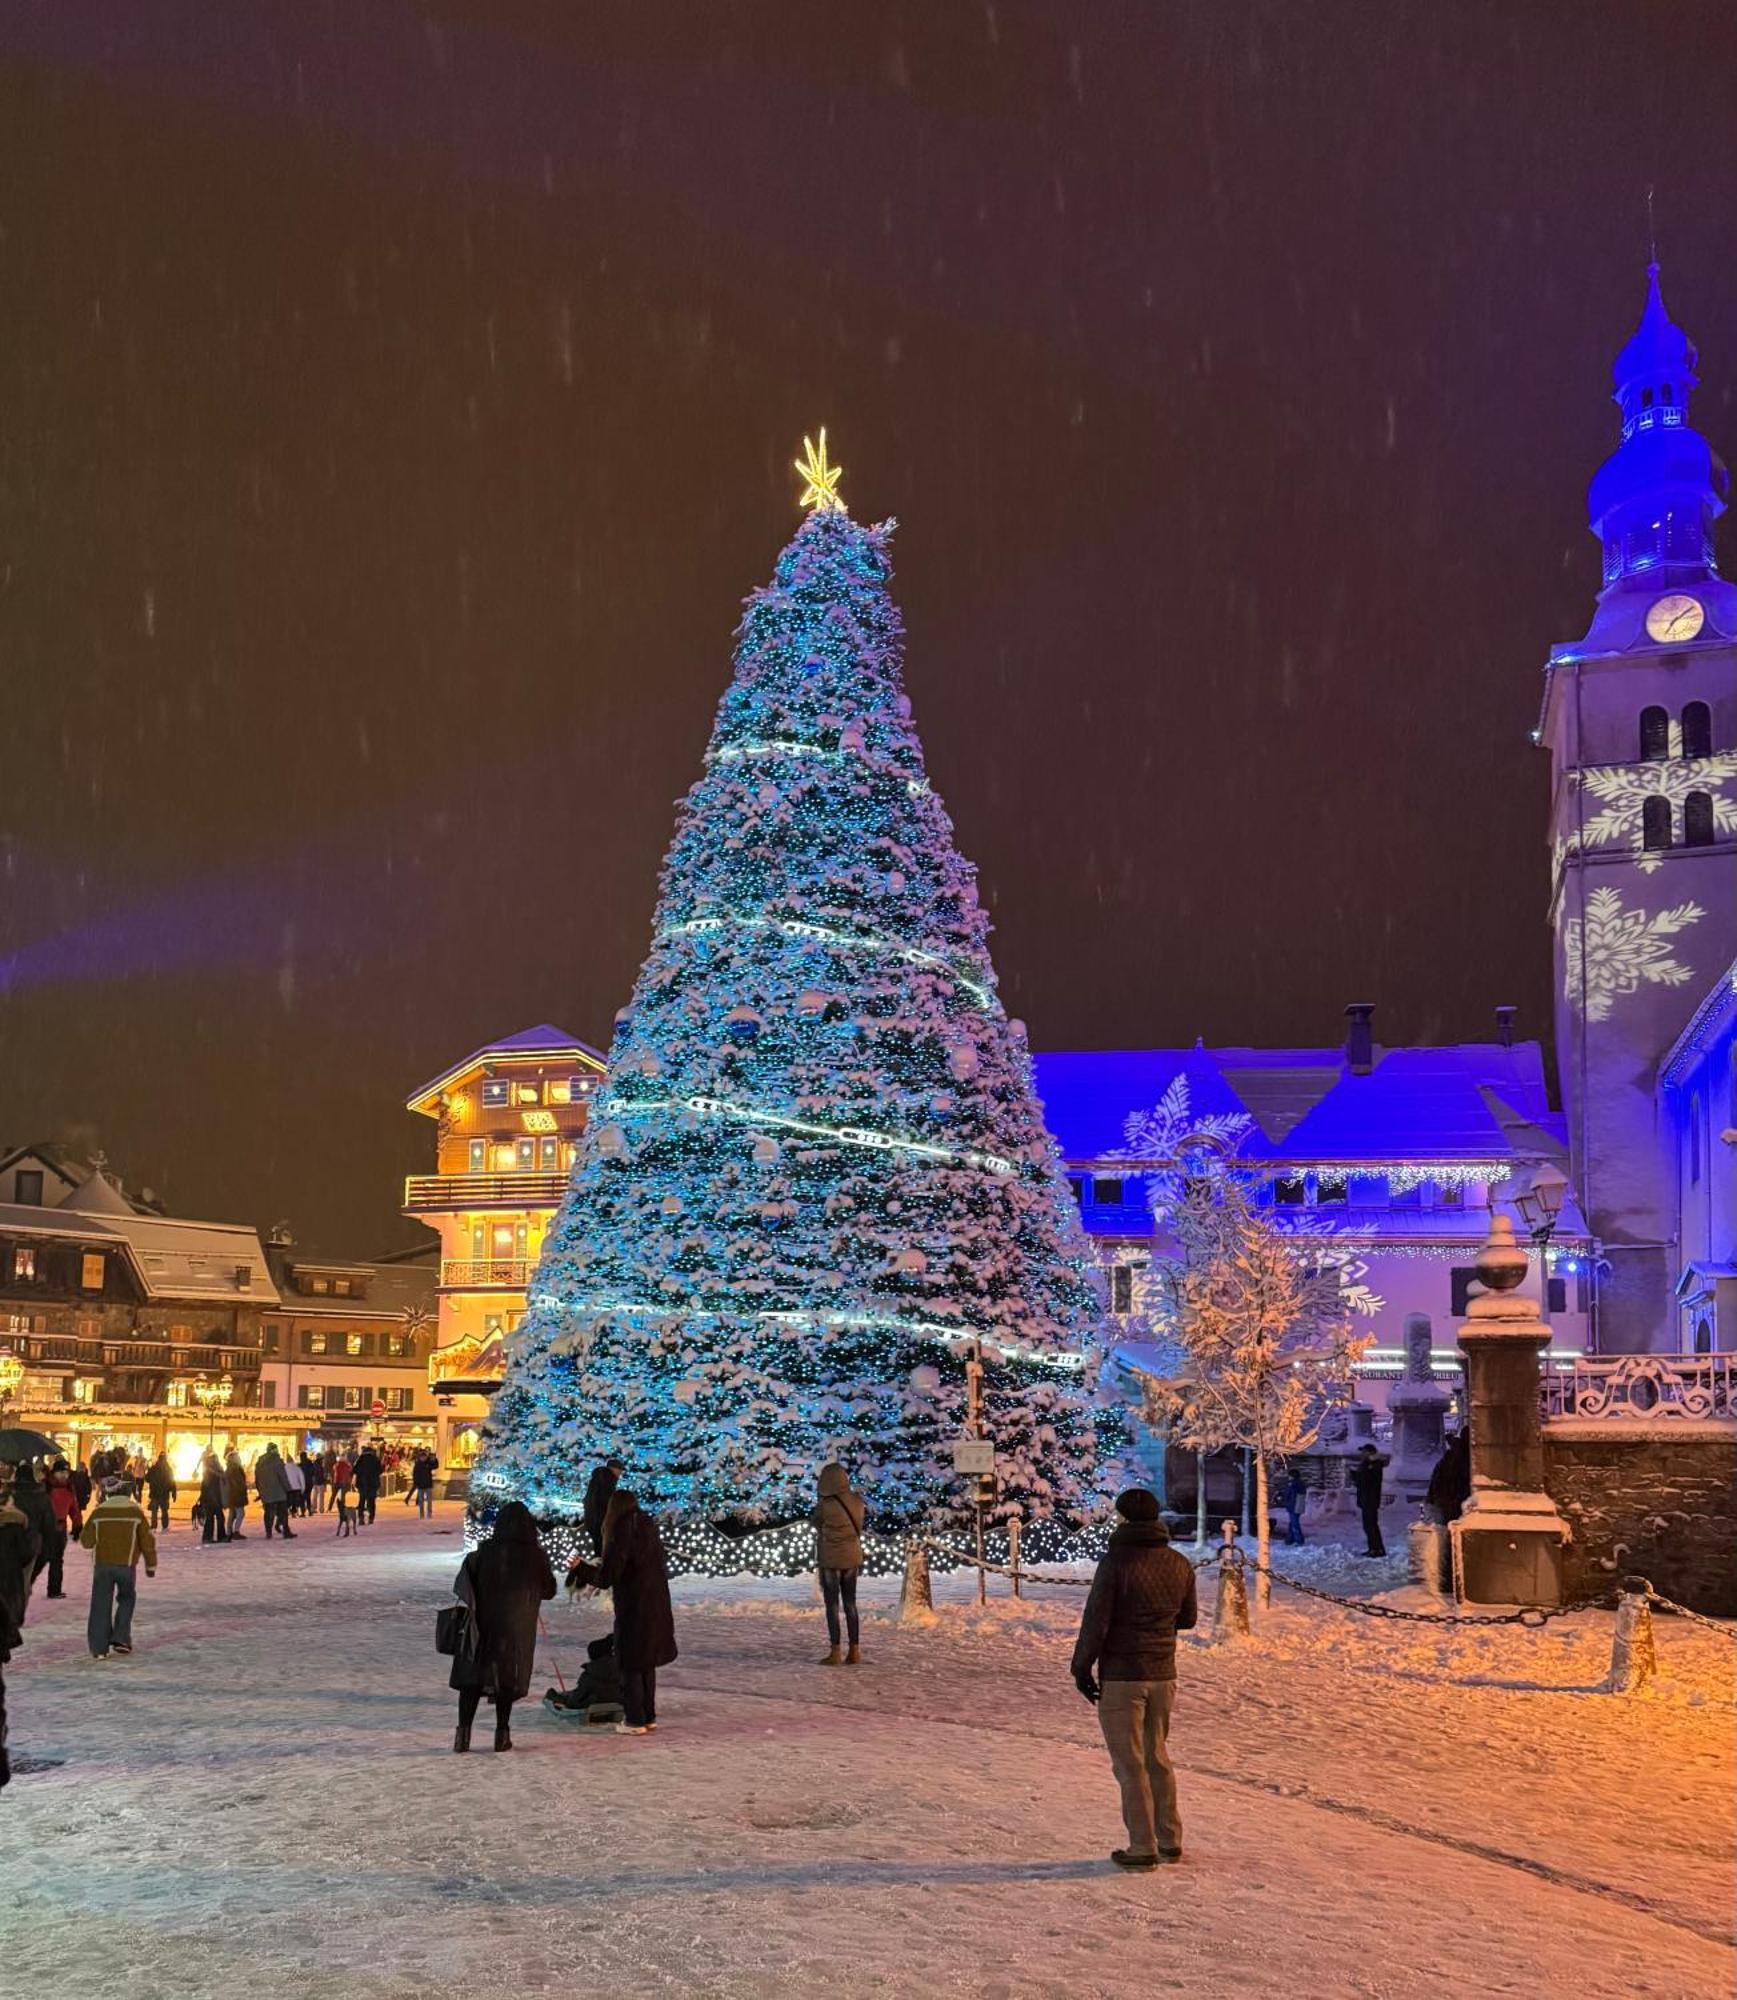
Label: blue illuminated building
xmin=1032 ymin=1012 xmax=1592 ymax=1406
xmin=1660 ymin=960 xmax=1737 ymax=1353
xmin=1542 ymin=264 xmax=1737 ymax=1351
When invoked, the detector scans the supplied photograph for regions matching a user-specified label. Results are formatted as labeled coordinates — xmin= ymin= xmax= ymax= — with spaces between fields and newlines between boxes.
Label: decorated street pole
xmin=1450 ymin=1218 xmax=1568 ymax=1606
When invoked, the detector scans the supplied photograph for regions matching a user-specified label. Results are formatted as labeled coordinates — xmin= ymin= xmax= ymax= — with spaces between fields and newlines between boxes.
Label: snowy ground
xmin=4 ymin=1503 xmax=1731 ymax=2000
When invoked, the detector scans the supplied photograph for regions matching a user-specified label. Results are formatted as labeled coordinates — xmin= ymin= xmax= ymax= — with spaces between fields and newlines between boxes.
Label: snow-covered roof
xmin=0 ymin=1174 xmax=280 ymax=1306
xmin=269 ymin=1256 xmax=435 ymax=1322
xmin=405 ymin=1023 xmax=607 ymax=1115
xmin=1032 ymin=1041 xmax=1565 ymax=1171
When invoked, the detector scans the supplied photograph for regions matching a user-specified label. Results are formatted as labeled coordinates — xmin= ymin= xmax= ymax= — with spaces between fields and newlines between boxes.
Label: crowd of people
xmin=446 ymin=1457 xmax=1197 ymax=1870
xmin=71 ymin=1439 xmax=444 ymax=1546
xmin=0 ymin=1435 xmax=446 ymax=1785
xmin=2 ymin=1433 xmax=1383 ymax=1869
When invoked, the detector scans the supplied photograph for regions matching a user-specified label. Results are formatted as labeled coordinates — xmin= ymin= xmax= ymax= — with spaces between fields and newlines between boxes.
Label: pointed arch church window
xmin=1641 ymin=796 xmax=1673 ymax=850
xmin=1681 ymin=701 xmax=1712 ymax=759
xmin=1683 ymin=792 xmax=1715 ymax=847
xmin=1639 ymin=706 xmax=1670 ymax=760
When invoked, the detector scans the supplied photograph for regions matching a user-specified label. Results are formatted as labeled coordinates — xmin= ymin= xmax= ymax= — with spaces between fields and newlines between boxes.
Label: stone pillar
xmin=1451 ymin=1217 xmax=1568 ymax=1607
xmin=1388 ymin=1313 xmax=1452 ymax=1500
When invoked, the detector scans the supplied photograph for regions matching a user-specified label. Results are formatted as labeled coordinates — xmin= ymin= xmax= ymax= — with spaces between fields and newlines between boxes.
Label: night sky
xmin=1 ymin=3 xmax=1734 ymax=1255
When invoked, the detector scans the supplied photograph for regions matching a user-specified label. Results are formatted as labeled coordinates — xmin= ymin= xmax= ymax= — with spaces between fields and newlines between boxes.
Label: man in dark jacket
xmin=145 ymin=1453 xmax=177 ymax=1532
xmin=1071 ymin=1489 xmax=1198 ymax=1870
xmin=1425 ymin=1428 xmax=1471 ymax=1526
xmin=352 ymin=1446 xmax=383 ymax=1526
xmin=1351 ymin=1444 xmax=1387 ymax=1556
xmin=254 ymin=1444 xmax=294 ymax=1539
xmin=9 ymin=1464 xmax=55 ymax=1591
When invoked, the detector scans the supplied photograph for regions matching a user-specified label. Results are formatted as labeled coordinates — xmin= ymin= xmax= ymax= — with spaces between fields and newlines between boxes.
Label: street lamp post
xmin=193 ymin=1373 xmax=234 ymax=1450
xmin=1514 ymin=1162 xmax=1569 ymax=1329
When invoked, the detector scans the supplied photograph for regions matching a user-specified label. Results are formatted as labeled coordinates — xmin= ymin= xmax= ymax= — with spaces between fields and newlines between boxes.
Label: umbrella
xmin=0 ymin=1428 xmax=66 ymax=1463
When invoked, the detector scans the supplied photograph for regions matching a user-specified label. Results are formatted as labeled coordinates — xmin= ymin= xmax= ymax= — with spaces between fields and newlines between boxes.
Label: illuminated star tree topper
xmin=794 ymin=428 xmax=846 ymax=513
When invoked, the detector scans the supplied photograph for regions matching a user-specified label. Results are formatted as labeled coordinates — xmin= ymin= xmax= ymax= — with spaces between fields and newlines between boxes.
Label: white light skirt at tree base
xmin=464 ymin=1506 xmax=1111 ymax=1578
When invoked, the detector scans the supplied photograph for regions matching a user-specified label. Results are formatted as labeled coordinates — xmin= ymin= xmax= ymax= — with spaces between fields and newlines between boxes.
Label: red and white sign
xmin=369 ymin=1399 xmax=387 ymax=1421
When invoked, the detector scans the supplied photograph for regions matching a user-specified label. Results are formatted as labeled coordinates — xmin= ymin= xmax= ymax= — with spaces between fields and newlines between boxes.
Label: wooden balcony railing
xmin=438 ymin=1259 xmax=531 ymax=1292
xmin=405 ymin=1172 xmax=569 ymax=1213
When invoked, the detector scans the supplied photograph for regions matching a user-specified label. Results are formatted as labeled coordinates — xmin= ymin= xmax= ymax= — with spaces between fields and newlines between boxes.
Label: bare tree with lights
xmin=1137 ymin=1159 xmax=1368 ymax=1606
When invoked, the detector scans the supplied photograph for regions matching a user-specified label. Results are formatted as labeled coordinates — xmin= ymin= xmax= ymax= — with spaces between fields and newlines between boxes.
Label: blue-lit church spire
xmin=1587 ymin=264 xmax=1728 ymax=592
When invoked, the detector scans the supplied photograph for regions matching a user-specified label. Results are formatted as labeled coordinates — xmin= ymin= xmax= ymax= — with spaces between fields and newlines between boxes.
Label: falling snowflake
xmin=1558 ymin=753 xmax=1737 ymax=875
xmin=1563 ymin=885 xmax=1704 ymax=1022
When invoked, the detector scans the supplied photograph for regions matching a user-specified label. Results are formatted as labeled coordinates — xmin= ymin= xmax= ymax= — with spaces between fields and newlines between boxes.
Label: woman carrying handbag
xmin=444 ymin=1500 xmax=555 ymax=1752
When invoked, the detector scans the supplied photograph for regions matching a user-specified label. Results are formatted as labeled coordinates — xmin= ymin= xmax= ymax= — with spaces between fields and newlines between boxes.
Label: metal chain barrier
xmin=1639 ymin=1580 xmax=1737 ymax=1640
xmin=924 ymin=1537 xmax=1737 ymax=1642
xmin=922 ymin=1537 xmax=1093 ymax=1588
xmin=1237 ymin=1550 xmax=1614 ymax=1626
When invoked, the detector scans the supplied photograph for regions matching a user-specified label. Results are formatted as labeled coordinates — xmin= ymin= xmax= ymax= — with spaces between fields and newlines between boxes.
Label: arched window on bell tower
xmin=1681 ymin=700 xmax=1712 ymax=758
xmin=1639 ymin=705 xmax=1671 ymax=760
xmin=1684 ymin=792 xmax=1715 ymax=847
xmin=1642 ymin=795 xmax=1673 ymax=850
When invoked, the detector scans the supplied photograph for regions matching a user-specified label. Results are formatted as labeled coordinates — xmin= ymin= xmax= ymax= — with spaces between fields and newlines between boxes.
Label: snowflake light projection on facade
xmin=1111 ymin=1073 xmax=1386 ymax=1325
xmin=472 ymin=492 xmax=1106 ymax=1549
xmin=1563 ymin=884 xmax=1704 ymax=1021
xmin=1556 ymin=752 xmax=1737 ymax=874
xmin=1115 ymin=1073 xmax=1254 ymax=1226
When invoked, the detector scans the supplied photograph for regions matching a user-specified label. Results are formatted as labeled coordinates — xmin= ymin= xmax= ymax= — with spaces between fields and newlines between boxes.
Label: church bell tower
xmin=1540 ymin=265 xmax=1736 ymax=1353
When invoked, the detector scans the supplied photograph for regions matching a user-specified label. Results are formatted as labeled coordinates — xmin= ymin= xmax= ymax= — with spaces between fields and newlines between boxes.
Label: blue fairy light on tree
xmin=474 ymin=438 xmax=1106 ymax=1555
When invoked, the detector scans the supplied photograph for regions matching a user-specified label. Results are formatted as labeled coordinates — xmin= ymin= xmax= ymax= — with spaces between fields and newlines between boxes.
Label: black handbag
xmin=435 ymin=1603 xmax=474 ymax=1657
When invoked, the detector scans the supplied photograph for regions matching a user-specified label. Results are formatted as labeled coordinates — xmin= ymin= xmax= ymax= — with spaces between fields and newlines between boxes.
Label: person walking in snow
xmin=1280 ymin=1464 xmax=1307 ymax=1547
xmin=305 ymin=1450 xmax=327 ymax=1513
xmin=254 ymin=1444 xmax=295 ymax=1540
xmin=352 ymin=1446 xmax=382 ymax=1526
xmin=145 ymin=1452 xmax=176 ymax=1532
xmin=1351 ymin=1444 xmax=1388 ymax=1558
xmin=70 ymin=1459 xmax=93 ymax=1513
xmin=9 ymin=1463 xmax=55 ymax=1594
xmin=568 ymin=1488 xmax=677 ymax=1735
xmin=410 ymin=1449 xmax=438 ymax=1519
xmin=449 ymin=1500 xmax=556 ymax=1752
xmin=1071 ymin=1488 xmax=1199 ymax=1871
xmin=197 ymin=1452 xmax=230 ymax=1544
xmin=80 ymin=1474 xmax=157 ymax=1659
xmin=223 ymin=1448 xmax=249 ymax=1540
xmin=283 ymin=1451 xmax=306 ymax=1519
xmin=811 ymin=1462 xmax=865 ymax=1666
xmin=42 ymin=1459 xmax=83 ymax=1599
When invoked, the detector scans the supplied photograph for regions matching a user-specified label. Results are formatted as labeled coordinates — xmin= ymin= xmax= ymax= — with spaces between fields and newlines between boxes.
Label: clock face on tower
xmin=1645 ymin=593 xmax=1705 ymax=644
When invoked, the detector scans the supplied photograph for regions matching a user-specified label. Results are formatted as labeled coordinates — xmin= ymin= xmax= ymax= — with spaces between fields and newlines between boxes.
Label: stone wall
xmin=1543 ymin=1421 xmax=1737 ymax=1616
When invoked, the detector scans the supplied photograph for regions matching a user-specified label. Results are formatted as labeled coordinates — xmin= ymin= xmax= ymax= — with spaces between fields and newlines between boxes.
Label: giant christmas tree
xmin=475 ymin=438 xmax=1105 ymax=1553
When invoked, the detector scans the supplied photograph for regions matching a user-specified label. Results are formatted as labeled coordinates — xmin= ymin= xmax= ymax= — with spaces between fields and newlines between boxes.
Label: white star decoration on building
xmin=1558 ymin=752 xmax=1737 ymax=874
xmin=1563 ymin=884 xmax=1704 ymax=1021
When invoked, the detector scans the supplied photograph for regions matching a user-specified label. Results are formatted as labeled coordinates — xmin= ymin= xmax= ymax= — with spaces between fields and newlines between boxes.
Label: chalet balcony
xmin=404 ymin=1171 xmax=569 ymax=1214
xmin=438 ymin=1259 xmax=531 ymax=1293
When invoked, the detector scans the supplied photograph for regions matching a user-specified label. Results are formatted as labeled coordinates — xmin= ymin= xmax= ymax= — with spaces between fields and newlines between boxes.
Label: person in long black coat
xmin=9 ymin=1465 xmax=55 ymax=1589
xmin=198 ymin=1453 xmax=230 ymax=1543
xmin=449 ymin=1500 xmax=556 ymax=1752
xmin=569 ymin=1488 xmax=676 ymax=1733
xmin=581 ymin=1461 xmax=621 ymax=1559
